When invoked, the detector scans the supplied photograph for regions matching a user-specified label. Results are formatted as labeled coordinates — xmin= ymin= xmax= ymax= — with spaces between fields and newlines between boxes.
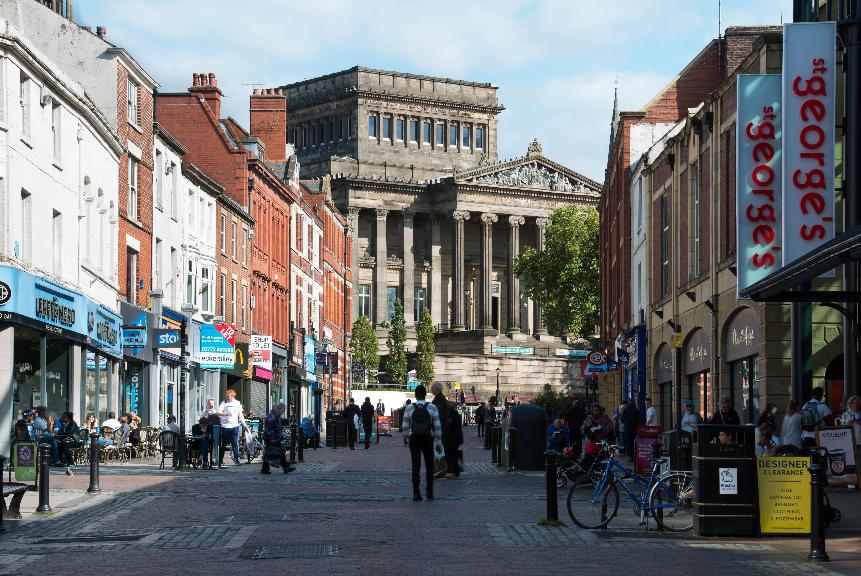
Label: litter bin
xmin=325 ymin=410 xmax=348 ymax=448
xmin=502 ymin=404 xmax=546 ymax=471
xmin=662 ymin=430 xmax=693 ymax=471
xmin=694 ymin=424 xmax=758 ymax=536
xmin=634 ymin=425 xmax=662 ymax=474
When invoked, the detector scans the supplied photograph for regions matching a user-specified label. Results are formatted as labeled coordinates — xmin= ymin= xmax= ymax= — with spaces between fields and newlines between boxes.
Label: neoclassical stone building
xmin=280 ymin=67 xmax=602 ymax=396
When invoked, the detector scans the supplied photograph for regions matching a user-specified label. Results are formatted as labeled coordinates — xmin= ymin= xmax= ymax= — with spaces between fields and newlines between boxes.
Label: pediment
xmin=456 ymin=141 xmax=601 ymax=196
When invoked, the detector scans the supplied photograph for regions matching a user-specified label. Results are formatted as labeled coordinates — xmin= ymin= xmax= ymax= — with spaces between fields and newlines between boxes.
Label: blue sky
xmin=74 ymin=0 xmax=792 ymax=182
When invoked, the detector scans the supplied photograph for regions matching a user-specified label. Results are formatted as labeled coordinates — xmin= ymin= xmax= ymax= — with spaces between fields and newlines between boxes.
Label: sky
xmin=73 ymin=0 xmax=792 ymax=182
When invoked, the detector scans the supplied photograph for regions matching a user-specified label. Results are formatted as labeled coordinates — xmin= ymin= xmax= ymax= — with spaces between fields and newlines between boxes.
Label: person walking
xmin=430 ymin=382 xmax=450 ymax=477
xmin=260 ymin=403 xmax=294 ymax=474
xmin=344 ymin=398 xmax=360 ymax=450
xmin=445 ymin=401 xmax=463 ymax=478
xmin=376 ymin=398 xmax=386 ymax=416
xmin=645 ymin=397 xmax=657 ymax=427
xmin=781 ymin=399 xmax=803 ymax=450
xmin=402 ymin=385 xmax=443 ymax=501
xmin=361 ymin=397 xmax=375 ymax=449
xmin=801 ymin=387 xmax=833 ymax=448
xmin=475 ymin=402 xmax=486 ymax=437
xmin=217 ymin=389 xmax=248 ymax=467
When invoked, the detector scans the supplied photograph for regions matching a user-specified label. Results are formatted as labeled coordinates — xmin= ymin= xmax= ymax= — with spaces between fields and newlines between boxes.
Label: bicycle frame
xmin=589 ymin=453 xmax=682 ymax=517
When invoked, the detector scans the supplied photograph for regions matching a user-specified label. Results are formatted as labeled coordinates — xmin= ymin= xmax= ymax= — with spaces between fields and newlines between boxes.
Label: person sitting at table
xmin=55 ymin=412 xmax=81 ymax=466
xmin=13 ymin=409 xmax=36 ymax=442
xmin=83 ymin=413 xmax=99 ymax=432
xmin=101 ymin=412 xmax=122 ymax=431
xmin=191 ymin=417 xmax=212 ymax=469
xmin=162 ymin=415 xmax=180 ymax=434
xmin=32 ymin=406 xmax=64 ymax=466
xmin=300 ymin=415 xmax=320 ymax=450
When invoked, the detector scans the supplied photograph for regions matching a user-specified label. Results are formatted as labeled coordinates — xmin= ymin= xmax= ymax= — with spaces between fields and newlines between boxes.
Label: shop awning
xmin=739 ymin=223 xmax=861 ymax=302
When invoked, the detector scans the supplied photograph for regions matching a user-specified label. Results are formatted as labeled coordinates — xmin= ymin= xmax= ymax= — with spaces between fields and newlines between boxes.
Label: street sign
xmin=153 ymin=329 xmax=181 ymax=348
xmin=587 ymin=351 xmax=606 ymax=366
xmin=555 ymin=349 xmax=590 ymax=359
xmin=492 ymin=345 xmax=534 ymax=355
xmin=670 ymin=332 xmax=683 ymax=348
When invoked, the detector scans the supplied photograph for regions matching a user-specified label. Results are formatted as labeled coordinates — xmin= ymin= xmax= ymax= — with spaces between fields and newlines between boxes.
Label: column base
xmin=451 ymin=324 xmax=465 ymax=331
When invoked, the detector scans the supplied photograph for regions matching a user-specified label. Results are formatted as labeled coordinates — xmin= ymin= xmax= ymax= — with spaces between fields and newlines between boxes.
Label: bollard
xmin=508 ymin=426 xmax=517 ymax=472
xmin=0 ymin=455 xmax=6 ymax=532
xmin=808 ymin=448 xmax=831 ymax=562
xmin=495 ymin=425 xmax=504 ymax=467
xmin=87 ymin=432 xmax=101 ymax=494
xmin=289 ymin=423 xmax=297 ymax=464
xmin=297 ymin=428 xmax=304 ymax=462
xmin=35 ymin=444 xmax=52 ymax=514
xmin=490 ymin=425 xmax=498 ymax=463
xmin=545 ymin=451 xmax=559 ymax=521
xmin=484 ymin=421 xmax=492 ymax=450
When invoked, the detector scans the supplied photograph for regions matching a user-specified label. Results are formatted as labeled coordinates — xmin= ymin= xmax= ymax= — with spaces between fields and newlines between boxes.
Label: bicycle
xmin=566 ymin=442 xmax=694 ymax=532
xmin=548 ymin=445 xmax=607 ymax=489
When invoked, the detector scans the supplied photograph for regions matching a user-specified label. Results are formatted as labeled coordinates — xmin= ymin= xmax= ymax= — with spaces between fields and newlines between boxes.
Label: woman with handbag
xmin=260 ymin=403 xmax=295 ymax=475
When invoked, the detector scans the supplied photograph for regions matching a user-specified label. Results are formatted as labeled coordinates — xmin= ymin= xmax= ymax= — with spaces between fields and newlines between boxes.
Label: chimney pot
xmin=96 ymin=26 xmax=106 ymax=40
xmin=199 ymin=72 xmax=207 ymax=86
xmin=193 ymin=73 xmax=200 ymax=87
xmin=209 ymin=73 xmax=216 ymax=87
xmin=253 ymin=88 xmax=259 ymax=95
xmin=277 ymin=88 xmax=283 ymax=96
xmin=82 ymin=25 xmax=91 ymax=33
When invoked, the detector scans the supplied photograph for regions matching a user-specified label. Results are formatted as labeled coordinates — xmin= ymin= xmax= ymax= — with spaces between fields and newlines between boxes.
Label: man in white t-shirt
xmin=217 ymin=389 xmax=247 ymax=467
xmin=801 ymin=386 xmax=833 ymax=447
xmin=645 ymin=397 xmax=657 ymax=427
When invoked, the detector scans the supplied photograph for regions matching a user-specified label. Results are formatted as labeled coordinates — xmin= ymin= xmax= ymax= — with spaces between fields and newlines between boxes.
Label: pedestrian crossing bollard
xmin=87 ymin=432 xmax=100 ymax=494
xmin=35 ymin=444 xmax=52 ymax=514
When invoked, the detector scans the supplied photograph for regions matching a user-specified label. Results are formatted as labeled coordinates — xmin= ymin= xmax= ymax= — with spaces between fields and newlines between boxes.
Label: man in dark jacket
xmin=475 ymin=403 xmax=486 ymax=437
xmin=344 ymin=398 xmax=360 ymax=450
xmin=710 ymin=396 xmax=741 ymax=426
xmin=260 ymin=403 xmax=294 ymax=474
xmin=361 ymin=397 xmax=375 ymax=448
xmin=430 ymin=382 xmax=450 ymax=477
xmin=445 ymin=401 xmax=464 ymax=477
xmin=622 ymin=399 xmax=640 ymax=457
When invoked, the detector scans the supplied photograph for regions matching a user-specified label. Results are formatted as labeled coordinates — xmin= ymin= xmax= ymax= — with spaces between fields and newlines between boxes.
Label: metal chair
xmin=158 ymin=431 xmax=179 ymax=470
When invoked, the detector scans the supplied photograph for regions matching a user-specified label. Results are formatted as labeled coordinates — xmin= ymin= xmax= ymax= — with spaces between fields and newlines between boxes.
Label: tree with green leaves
xmin=514 ymin=205 xmax=599 ymax=338
xmin=385 ymin=298 xmax=408 ymax=386
xmin=349 ymin=315 xmax=379 ymax=383
xmin=415 ymin=308 xmax=435 ymax=385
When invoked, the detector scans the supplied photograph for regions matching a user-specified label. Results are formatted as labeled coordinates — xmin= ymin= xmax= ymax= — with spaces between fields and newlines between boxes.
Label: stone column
xmin=451 ymin=210 xmax=470 ymax=330
xmin=480 ymin=212 xmax=498 ymax=330
xmin=430 ymin=215 xmax=442 ymax=327
xmin=402 ymin=210 xmax=415 ymax=326
xmin=507 ymin=215 xmax=525 ymax=335
xmin=348 ymin=207 xmax=361 ymax=322
xmin=375 ymin=208 xmax=389 ymax=325
xmin=534 ymin=217 xmax=549 ymax=336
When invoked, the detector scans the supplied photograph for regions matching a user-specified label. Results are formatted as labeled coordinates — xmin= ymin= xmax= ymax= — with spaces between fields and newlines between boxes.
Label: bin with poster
xmin=634 ymin=425 xmax=662 ymax=475
xmin=816 ymin=426 xmax=859 ymax=486
xmin=377 ymin=416 xmax=392 ymax=436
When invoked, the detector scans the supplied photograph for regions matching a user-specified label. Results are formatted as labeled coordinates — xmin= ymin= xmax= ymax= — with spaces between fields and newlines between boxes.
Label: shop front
xmin=249 ymin=334 xmax=273 ymax=418
xmin=221 ymin=342 xmax=250 ymax=409
xmin=654 ymin=344 xmax=673 ymax=430
xmin=120 ymin=301 xmax=154 ymax=424
xmin=684 ymin=328 xmax=712 ymax=420
xmin=0 ymin=264 xmax=121 ymax=455
xmin=304 ymin=334 xmax=318 ymax=425
xmin=158 ymin=307 xmax=185 ymax=425
xmin=724 ymin=307 xmax=760 ymax=425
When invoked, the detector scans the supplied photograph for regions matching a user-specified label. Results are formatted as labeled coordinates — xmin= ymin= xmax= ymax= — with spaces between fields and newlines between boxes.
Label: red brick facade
xmin=215 ymin=195 xmax=254 ymax=344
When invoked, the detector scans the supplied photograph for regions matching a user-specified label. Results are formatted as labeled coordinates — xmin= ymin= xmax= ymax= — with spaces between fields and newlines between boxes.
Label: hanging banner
xmin=737 ymin=74 xmax=783 ymax=298
xmin=199 ymin=323 xmax=235 ymax=369
xmin=250 ymin=334 xmax=273 ymax=372
xmin=782 ymin=22 xmax=836 ymax=268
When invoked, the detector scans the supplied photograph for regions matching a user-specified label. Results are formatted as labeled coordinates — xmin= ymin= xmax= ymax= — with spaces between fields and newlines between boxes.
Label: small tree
xmin=385 ymin=298 xmax=408 ymax=386
xmin=415 ymin=308 xmax=435 ymax=385
xmin=350 ymin=315 xmax=379 ymax=383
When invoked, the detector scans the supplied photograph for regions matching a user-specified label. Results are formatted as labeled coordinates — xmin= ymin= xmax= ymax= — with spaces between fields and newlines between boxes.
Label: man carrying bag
xmin=402 ymin=385 xmax=443 ymax=501
xmin=260 ymin=403 xmax=295 ymax=475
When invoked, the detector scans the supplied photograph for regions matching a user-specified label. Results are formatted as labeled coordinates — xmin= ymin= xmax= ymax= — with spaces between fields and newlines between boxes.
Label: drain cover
xmin=252 ymin=544 xmax=339 ymax=559
xmin=36 ymin=534 xmax=144 ymax=544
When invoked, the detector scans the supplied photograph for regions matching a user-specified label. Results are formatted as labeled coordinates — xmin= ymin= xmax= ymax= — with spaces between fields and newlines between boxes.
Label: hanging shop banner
xmin=303 ymin=335 xmax=317 ymax=383
xmin=816 ymin=426 xmax=860 ymax=486
xmin=121 ymin=302 xmax=153 ymax=363
xmin=250 ymin=334 xmax=273 ymax=371
xmin=782 ymin=22 xmax=836 ymax=268
xmin=757 ymin=456 xmax=811 ymax=534
xmin=737 ymin=74 xmax=783 ymax=298
xmin=87 ymin=301 xmax=122 ymax=358
xmin=199 ymin=323 xmax=236 ymax=369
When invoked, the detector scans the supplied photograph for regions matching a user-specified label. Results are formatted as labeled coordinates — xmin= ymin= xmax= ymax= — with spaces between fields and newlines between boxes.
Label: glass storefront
xmin=725 ymin=308 xmax=760 ymax=426
xmin=683 ymin=328 xmax=711 ymax=422
xmin=687 ymin=371 xmax=712 ymax=420
xmin=11 ymin=327 xmax=72 ymax=420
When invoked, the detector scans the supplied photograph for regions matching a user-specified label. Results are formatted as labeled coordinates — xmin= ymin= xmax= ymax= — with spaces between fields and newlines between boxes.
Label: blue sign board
xmin=87 ymin=301 xmax=122 ymax=358
xmin=122 ymin=327 xmax=147 ymax=347
xmin=199 ymin=323 xmax=235 ymax=369
xmin=304 ymin=336 xmax=317 ymax=383
xmin=616 ymin=348 xmax=630 ymax=365
xmin=153 ymin=329 xmax=181 ymax=348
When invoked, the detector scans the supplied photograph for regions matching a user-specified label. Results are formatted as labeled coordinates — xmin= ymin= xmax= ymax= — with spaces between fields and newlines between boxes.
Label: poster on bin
xmin=199 ymin=323 xmax=236 ymax=369
xmin=816 ymin=426 xmax=859 ymax=486
xmin=736 ymin=74 xmax=782 ymax=298
xmin=757 ymin=456 xmax=811 ymax=534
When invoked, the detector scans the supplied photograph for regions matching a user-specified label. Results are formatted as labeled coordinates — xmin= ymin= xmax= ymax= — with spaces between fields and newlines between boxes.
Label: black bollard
xmin=87 ymin=432 xmax=101 ymax=494
xmin=289 ymin=423 xmax=297 ymax=464
xmin=35 ymin=444 xmax=52 ymax=514
xmin=297 ymin=427 xmax=304 ymax=462
xmin=484 ymin=421 xmax=492 ymax=449
xmin=490 ymin=425 xmax=498 ymax=463
xmin=808 ymin=449 xmax=830 ymax=562
xmin=496 ymin=425 xmax=504 ymax=467
xmin=508 ymin=426 xmax=517 ymax=472
xmin=545 ymin=451 xmax=558 ymax=521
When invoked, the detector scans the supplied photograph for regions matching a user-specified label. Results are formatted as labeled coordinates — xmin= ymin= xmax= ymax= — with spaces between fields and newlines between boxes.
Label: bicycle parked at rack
xmin=548 ymin=444 xmax=608 ymax=489
xmin=566 ymin=442 xmax=694 ymax=532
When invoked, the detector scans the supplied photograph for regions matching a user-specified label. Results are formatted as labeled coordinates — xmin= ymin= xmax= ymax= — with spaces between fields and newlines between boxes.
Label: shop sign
xmin=153 ymin=329 xmax=181 ymax=348
xmin=492 ymin=346 xmax=534 ymax=355
xmin=303 ymin=336 xmax=317 ymax=383
xmin=757 ymin=456 xmax=811 ymax=534
xmin=121 ymin=302 xmax=153 ymax=363
xmin=250 ymin=334 xmax=273 ymax=371
xmin=87 ymin=301 xmax=122 ymax=358
xmin=0 ymin=264 xmax=87 ymax=336
xmin=817 ymin=426 xmax=860 ymax=486
xmin=159 ymin=310 xmax=183 ymax=358
xmin=782 ymin=22 xmax=837 ymax=267
xmin=683 ymin=328 xmax=710 ymax=375
xmin=199 ymin=323 xmax=236 ymax=369
xmin=122 ymin=327 xmax=146 ymax=348
xmin=736 ymin=74 xmax=783 ymax=297
xmin=554 ymin=349 xmax=589 ymax=359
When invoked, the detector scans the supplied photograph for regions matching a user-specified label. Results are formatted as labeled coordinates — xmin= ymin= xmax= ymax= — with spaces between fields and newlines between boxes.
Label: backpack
xmin=801 ymin=401 xmax=823 ymax=432
xmin=411 ymin=403 xmax=433 ymax=436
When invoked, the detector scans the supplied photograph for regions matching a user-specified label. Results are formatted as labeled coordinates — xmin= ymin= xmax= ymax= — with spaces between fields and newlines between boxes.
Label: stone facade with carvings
xmin=284 ymin=67 xmax=602 ymax=396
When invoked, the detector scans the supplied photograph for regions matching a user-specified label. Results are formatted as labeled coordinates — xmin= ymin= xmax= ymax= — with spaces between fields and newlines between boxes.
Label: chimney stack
xmin=96 ymin=26 xmax=106 ymax=40
xmin=189 ymin=72 xmax=223 ymax=119
xmin=249 ymin=87 xmax=288 ymax=162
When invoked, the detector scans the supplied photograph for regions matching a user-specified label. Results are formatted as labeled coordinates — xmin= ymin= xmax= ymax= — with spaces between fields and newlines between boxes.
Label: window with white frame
xmin=186 ymin=260 xmax=196 ymax=306
xmin=241 ymin=284 xmax=247 ymax=330
xmin=126 ymin=247 xmax=138 ymax=305
xmin=414 ymin=287 xmax=426 ymax=323
xmin=462 ymin=125 xmax=472 ymax=149
xmin=220 ymin=272 xmax=226 ymax=317
xmin=242 ymin=227 xmax=248 ymax=266
xmin=155 ymin=150 xmax=163 ymax=208
xmin=127 ymin=79 xmax=139 ymax=125
xmin=198 ymin=197 xmax=204 ymax=238
xmin=51 ymin=102 xmax=62 ymax=163
xmin=187 ymin=190 xmax=195 ymax=229
xmin=220 ymin=214 xmax=226 ymax=253
xmin=20 ymin=72 xmax=30 ymax=140
xmin=382 ymin=116 xmax=393 ymax=141
xmin=689 ymin=163 xmax=701 ymax=278
xmin=127 ymin=158 xmax=139 ymax=220
xmin=476 ymin=125 xmax=485 ymax=150
xmin=409 ymin=119 xmax=418 ymax=143
xmin=200 ymin=266 xmax=211 ymax=313
xmin=436 ymin=122 xmax=445 ymax=147
xmin=422 ymin=120 xmax=431 ymax=145
xmin=449 ymin=122 xmax=459 ymax=147
xmin=231 ymin=279 xmax=237 ymax=325
xmin=231 ymin=220 xmax=237 ymax=260
xmin=359 ymin=284 xmax=372 ymax=318
xmin=661 ymin=195 xmax=670 ymax=297
xmin=396 ymin=117 xmax=405 ymax=141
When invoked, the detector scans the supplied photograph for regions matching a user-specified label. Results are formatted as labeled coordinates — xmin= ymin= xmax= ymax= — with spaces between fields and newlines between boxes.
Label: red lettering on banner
xmin=744 ymin=104 xmax=780 ymax=269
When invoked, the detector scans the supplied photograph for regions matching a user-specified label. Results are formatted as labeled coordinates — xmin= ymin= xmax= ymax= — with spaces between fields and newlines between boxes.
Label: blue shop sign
xmin=87 ymin=301 xmax=122 ymax=358
xmin=120 ymin=301 xmax=154 ymax=363
xmin=303 ymin=335 xmax=317 ymax=383
xmin=0 ymin=264 xmax=87 ymax=338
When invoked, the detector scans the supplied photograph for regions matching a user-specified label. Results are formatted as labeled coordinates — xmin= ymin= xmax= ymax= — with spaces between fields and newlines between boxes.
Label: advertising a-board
xmin=757 ymin=456 xmax=811 ymax=534
xmin=816 ymin=426 xmax=859 ymax=486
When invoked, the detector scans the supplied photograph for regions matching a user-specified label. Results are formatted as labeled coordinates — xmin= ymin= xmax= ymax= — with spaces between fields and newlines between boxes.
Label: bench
xmin=2 ymin=482 xmax=28 ymax=524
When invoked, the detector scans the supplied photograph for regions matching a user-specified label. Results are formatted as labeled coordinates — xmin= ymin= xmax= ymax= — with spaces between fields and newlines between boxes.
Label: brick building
xmin=156 ymin=73 xmax=299 ymax=413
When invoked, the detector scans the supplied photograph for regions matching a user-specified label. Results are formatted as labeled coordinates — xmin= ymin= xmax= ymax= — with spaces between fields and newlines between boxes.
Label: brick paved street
xmin=1 ymin=431 xmax=859 ymax=576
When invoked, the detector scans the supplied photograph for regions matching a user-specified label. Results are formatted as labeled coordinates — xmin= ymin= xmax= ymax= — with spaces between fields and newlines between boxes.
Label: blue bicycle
xmin=566 ymin=442 xmax=694 ymax=531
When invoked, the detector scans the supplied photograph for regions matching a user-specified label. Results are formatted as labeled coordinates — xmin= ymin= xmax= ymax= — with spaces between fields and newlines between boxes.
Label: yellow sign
xmin=670 ymin=332 xmax=683 ymax=348
xmin=756 ymin=456 xmax=811 ymax=534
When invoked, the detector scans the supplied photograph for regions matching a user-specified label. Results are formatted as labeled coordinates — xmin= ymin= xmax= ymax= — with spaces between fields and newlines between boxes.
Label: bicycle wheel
xmin=567 ymin=476 xmax=619 ymax=529
xmin=648 ymin=472 xmax=694 ymax=532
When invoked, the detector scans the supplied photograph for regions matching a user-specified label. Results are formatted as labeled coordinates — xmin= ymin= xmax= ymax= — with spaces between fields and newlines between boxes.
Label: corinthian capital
xmin=376 ymin=208 xmax=389 ymax=220
xmin=348 ymin=206 xmax=362 ymax=217
xmin=508 ymin=215 xmax=525 ymax=227
xmin=451 ymin=210 xmax=470 ymax=223
xmin=536 ymin=217 xmax=550 ymax=230
xmin=480 ymin=212 xmax=498 ymax=225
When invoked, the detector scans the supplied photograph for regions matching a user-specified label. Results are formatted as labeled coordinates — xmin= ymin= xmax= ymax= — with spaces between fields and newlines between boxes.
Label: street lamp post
xmin=495 ymin=366 xmax=501 ymax=406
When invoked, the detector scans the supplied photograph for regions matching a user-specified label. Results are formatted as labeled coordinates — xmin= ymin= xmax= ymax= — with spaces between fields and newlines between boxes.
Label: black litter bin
xmin=325 ymin=410 xmax=348 ymax=448
xmin=661 ymin=430 xmax=693 ymax=471
xmin=503 ymin=404 xmax=546 ymax=471
xmin=693 ymin=424 xmax=757 ymax=536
